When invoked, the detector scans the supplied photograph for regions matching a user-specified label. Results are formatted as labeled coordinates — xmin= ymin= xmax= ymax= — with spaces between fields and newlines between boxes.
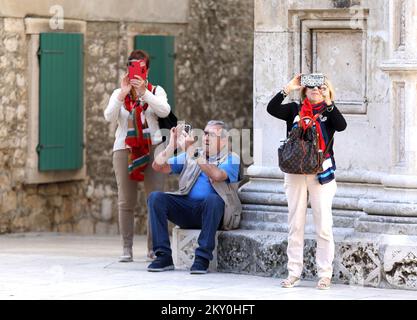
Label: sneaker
xmin=147 ymin=253 xmax=175 ymax=272
xmin=119 ymin=247 xmax=133 ymax=263
xmin=190 ymin=256 xmax=209 ymax=274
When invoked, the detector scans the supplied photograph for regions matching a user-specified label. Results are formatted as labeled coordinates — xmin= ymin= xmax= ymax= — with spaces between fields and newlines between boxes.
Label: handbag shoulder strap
xmin=323 ymin=136 xmax=334 ymax=156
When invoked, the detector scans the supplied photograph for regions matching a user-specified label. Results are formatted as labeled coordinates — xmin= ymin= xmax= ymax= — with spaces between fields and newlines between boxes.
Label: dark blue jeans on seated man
xmin=147 ymin=191 xmax=224 ymax=263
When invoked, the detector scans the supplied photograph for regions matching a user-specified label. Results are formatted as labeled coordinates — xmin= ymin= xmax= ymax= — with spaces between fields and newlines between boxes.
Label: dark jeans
xmin=147 ymin=192 xmax=224 ymax=261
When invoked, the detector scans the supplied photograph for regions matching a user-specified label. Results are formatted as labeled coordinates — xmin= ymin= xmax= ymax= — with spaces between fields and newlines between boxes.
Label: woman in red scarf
xmin=104 ymin=50 xmax=171 ymax=263
xmin=267 ymin=74 xmax=347 ymax=290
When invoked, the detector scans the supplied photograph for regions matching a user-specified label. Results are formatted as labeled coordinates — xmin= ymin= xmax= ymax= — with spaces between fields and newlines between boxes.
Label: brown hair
xmin=301 ymin=77 xmax=336 ymax=102
xmin=128 ymin=50 xmax=150 ymax=69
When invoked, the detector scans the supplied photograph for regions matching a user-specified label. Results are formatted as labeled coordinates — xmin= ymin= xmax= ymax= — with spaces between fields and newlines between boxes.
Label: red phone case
xmin=128 ymin=60 xmax=147 ymax=81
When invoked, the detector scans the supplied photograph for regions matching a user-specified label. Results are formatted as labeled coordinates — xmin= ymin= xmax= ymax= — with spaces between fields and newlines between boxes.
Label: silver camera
xmin=301 ymin=73 xmax=325 ymax=88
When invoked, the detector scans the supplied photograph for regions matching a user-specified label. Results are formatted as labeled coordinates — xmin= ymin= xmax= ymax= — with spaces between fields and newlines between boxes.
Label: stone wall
xmin=0 ymin=0 xmax=254 ymax=235
xmin=232 ymin=0 xmax=417 ymax=291
xmin=176 ymin=0 xmax=253 ymax=130
xmin=0 ymin=17 xmax=29 ymax=233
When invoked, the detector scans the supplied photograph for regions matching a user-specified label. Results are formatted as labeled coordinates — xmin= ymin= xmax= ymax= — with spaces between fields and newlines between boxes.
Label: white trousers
xmin=284 ymin=173 xmax=337 ymax=279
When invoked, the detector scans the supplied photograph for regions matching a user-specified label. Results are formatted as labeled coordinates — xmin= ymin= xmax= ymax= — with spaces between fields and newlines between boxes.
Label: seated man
xmin=147 ymin=120 xmax=242 ymax=274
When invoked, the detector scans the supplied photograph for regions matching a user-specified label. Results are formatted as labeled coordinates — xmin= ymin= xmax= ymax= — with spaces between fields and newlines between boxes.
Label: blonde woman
xmin=267 ymin=74 xmax=347 ymax=289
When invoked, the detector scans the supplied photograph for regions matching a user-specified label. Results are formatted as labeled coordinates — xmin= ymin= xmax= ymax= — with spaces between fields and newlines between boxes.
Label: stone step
xmin=242 ymin=203 xmax=288 ymax=213
xmin=241 ymin=210 xmax=288 ymax=224
xmin=240 ymin=190 xmax=361 ymax=211
xmin=239 ymin=190 xmax=288 ymax=206
xmin=240 ymin=219 xmax=353 ymax=237
xmin=240 ymin=220 xmax=288 ymax=232
xmin=241 ymin=206 xmax=364 ymax=229
xmin=172 ymin=228 xmax=417 ymax=290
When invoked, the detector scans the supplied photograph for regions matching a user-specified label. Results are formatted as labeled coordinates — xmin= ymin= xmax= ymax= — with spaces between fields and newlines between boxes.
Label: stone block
xmin=255 ymin=0 xmax=288 ymax=32
xmin=1 ymin=191 xmax=17 ymax=213
xmin=23 ymin=194 xmax=46 ymax=211
xmin=11 ymin=168 xmax=25 ymax=185
xmin=56 ymin=223 xmax=74 ymax=233
xmin=38 ymin=184 xmax=59 ymax=196
xmin=384 ymin=245 xmax=417 ymax=290
xmin=172 ymin=227 xmax=218 ymax=271
xmin=0 ymin=214 xmax=10 ymax=233
xmin=218 ymin=231 xmax=319 ymax=279
xmin=334 ymin=241 xmax=381 ymax=287
xmin=74 ymin=218 xmax=95 ymax=235
xmin=28 ymin=213 xmax=51 ymax=232
xmin=0 ymin=172 xmax=11 ymax=188
xmin=58 ymin=183 xmax=78 ymax=196
xmin=355 ymin=215 xmax=417 ymax=236
xmin=3 ymin=18 xmax=25 ymax=33
xmin=253 ymin=235 xmax=288 ymax=278
xmin=49 ymin=196 xmax=63 ymax=208
xmin=10 ymin=216 xmax=28 ymax=232
xmin=101 ymin=198 xmax=113 ymax=221
xmin=95 ymin=222 xmax=119 ymax=235
xmin=217 ymin=231 xmax=256 ymax=274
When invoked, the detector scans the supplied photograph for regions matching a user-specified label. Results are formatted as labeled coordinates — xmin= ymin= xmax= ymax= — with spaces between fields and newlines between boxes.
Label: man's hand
xmin=153 ymin=128 xmax=177 ymax=173
xmin=177 ymin=127 xmax=196 ymax=152
xmin=167 ymin=126 xmax=179 ymax=150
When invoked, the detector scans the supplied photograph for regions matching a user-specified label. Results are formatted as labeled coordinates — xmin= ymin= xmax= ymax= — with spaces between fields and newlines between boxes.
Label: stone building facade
xmin=0 ymin=0 xmax=254 ymax=235
xmin=173 ymin=0 xmax=417 ymax=291
xmin=234 ymin=0 xmax=417 ymax=290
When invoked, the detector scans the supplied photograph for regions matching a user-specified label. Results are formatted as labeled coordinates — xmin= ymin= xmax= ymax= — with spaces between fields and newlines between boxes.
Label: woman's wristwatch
xmin=280 ymin=88 xmax=289 ymax=97
xmin=326 ymin=102 xmax=334 ymax=112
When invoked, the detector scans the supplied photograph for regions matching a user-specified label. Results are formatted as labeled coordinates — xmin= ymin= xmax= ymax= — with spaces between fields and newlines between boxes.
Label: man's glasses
xmin=204 ymin=131 xmax=222 ymax=138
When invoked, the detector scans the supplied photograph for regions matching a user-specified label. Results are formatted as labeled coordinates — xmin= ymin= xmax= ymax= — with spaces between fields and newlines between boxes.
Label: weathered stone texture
xmin=1 ymin=0 xmax=254 ymax=236
xmin=175 ymin=228 xmax=417 ymax=290
xmin=172 ymin=228 xmax=218 ymax=271
xmin=176 ymin=0 xmax=253 ymax=131
xmin=384 ymin=246 xmax=417 ymax=290
xmin=0 ymin=17 xmax=30 ymax=233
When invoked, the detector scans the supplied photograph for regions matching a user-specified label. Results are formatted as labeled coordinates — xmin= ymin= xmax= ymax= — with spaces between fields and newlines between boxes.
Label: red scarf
xmin=300 ymin=98 xmax=327 ymax=153
xmin=124 ymin=82 xmax=154 ymax=181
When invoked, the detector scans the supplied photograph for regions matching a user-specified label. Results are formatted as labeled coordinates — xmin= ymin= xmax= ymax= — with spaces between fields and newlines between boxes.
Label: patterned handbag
xmin=278 ymin=113 xmax=326 ymax=174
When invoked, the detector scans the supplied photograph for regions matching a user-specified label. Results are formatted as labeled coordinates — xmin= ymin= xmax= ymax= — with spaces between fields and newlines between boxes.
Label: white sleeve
xmin=104 ymin=89 xmax=124 ymax=123
xmin=142 ymin=86 xmax=171 ymax=118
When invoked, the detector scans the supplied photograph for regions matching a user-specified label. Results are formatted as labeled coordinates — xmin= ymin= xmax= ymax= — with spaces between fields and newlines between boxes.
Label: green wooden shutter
xmin=134 ymin=35 xmax=175 ymax=111
xmin=38 ymin=33 xmax=84 ymax=171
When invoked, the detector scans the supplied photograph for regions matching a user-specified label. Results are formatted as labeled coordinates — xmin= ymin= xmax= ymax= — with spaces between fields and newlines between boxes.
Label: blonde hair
xmin=301 ymin=77 xmax=336 ymax=102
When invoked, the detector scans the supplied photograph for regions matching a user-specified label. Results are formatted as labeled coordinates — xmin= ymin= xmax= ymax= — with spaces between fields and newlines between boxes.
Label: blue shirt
xmin=168 ymin=153 xmax=240 ymax=201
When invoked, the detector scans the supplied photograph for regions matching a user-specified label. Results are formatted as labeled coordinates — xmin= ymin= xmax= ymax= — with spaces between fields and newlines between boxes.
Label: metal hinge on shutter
xmin=36 ymin=144 xmax=64 ymax=154
xmin=37 ymin=48 xmax=65 ymax=56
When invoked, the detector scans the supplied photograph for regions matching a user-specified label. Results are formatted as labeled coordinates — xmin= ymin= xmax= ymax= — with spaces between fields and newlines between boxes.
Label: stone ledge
xmin=172 ymin=228 xmax=417 ymax=290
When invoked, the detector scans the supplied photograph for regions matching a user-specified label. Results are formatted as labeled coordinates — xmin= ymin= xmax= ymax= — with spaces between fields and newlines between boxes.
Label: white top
xmin=104 ymin=86 xmax=171 ymax=151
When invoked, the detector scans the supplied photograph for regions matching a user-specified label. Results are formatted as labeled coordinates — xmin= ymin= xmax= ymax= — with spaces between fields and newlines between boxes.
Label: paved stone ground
xmin=0 ymin=233 xmax=416 ymax=300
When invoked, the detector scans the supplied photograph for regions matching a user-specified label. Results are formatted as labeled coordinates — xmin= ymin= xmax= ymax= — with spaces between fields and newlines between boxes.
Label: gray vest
xmin=167 ymin=148 xmax=242 ymax=230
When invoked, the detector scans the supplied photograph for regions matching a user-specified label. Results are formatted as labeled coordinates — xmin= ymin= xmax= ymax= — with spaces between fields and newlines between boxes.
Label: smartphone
xmin=128 ymin=60 xmax=148 ymax=81
xmin=184 ymin=124 xmax=192 ymax=135
xmin=301 ymin=73 xmax=325 ymax=88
